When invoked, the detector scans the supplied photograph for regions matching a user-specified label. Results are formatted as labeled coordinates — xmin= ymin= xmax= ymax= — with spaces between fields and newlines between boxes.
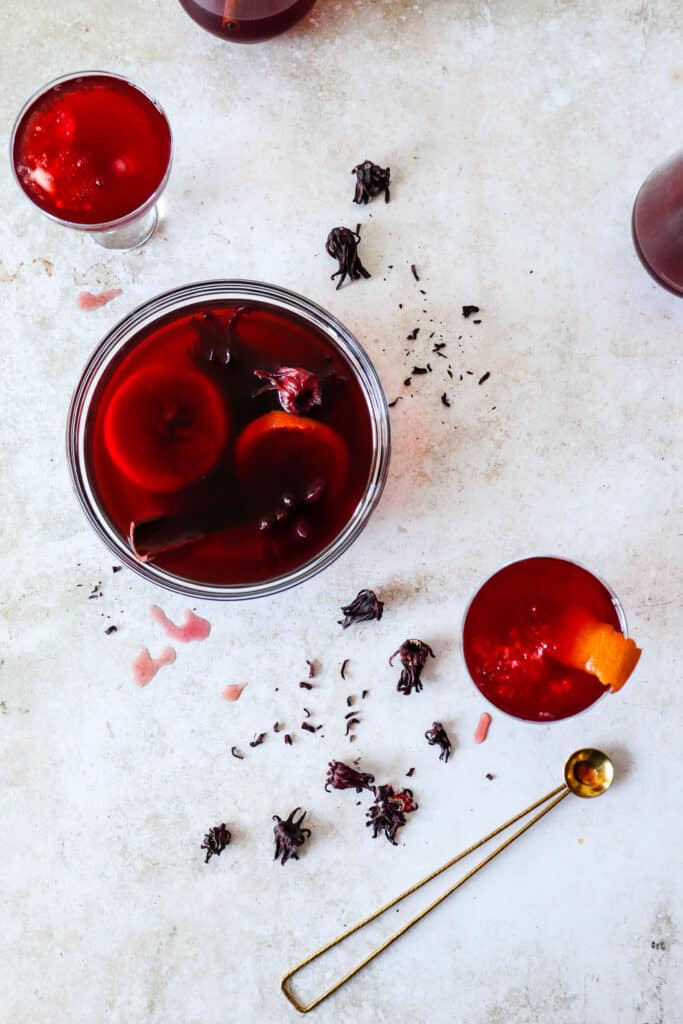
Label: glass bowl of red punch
xmin=67 ymin=280 xmax=391 ymax=599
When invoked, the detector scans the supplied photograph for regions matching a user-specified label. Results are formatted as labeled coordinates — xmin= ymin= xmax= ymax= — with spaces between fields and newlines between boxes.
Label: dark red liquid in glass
xmin=463 ymin=557 xmax=621 ymax=722
xmin=87 ymin=301 xmax=374 ymax=586
xmin=632 ymin=150 xmax=683 ymax=296
xmin=178 ymin=0 xmax=316 ymax=42
xmin=13 ymin=75 xmax=171 ymax=225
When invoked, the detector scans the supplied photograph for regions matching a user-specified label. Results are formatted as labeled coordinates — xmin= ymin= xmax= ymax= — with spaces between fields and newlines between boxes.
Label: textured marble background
xmin=1 ymin=1 xmax=681 ymax=1022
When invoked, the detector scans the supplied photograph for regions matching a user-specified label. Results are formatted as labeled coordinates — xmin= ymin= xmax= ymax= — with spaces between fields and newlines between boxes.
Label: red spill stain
xmin=474 ymin=712 xmax=492 ymax=744
xmin=222 ymin=684 xmax=247 ymax=702
xmin=132 ymin=646 xmax=176 ymax=687
xmin=150 ymin=605 xmax=211 ymax=642
xmin=77 ymin=287 xmax=123 ymax=311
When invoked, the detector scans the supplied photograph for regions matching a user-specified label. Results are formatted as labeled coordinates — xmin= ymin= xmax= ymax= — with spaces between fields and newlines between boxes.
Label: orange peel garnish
xmin=552 ymin=609 xmax=641 ymax=692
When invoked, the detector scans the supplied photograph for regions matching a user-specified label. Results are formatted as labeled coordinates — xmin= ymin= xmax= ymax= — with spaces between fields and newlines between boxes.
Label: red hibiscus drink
xmin=462 ymin=557 xmax=631 ymax=722
xmin=11 ymin=72 xmax=172 ymax=251
xmin=178 ymin=0 xmax=316 ymax=42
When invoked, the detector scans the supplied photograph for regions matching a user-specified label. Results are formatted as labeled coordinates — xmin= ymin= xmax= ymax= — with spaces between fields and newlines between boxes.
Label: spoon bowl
xmin=564 ymin=748 xmax=614 ymax=798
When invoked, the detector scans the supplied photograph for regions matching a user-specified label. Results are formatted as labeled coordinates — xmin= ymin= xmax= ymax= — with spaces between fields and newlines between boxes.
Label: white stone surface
xmin=1 ymin=1 xmax=681 ymax=1022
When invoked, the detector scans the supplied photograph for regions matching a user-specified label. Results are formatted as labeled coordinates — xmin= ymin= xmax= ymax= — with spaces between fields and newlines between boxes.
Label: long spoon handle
xmin=281 ymin=784 xmax=570 ymax=1013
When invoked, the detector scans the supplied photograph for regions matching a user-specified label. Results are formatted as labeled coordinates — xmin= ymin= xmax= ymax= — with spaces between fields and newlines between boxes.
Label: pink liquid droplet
xmin=77 ymin=287 xmax=123 ymax=311
xmin=474 ymin=712 xmax=492 ymax=744
xmin=221 ymin=684 xmax=247 ymax=702
xmin=150 ymin=605 xmax=211 ymax=643
xmin=132 ymin=646 xmax=176 ymax=687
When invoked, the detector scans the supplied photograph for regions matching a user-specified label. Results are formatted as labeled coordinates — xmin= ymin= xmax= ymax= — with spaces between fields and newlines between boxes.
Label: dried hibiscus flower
xmin=425 ymin=721 xmax=452 ymax=762
xmin=325 ymin=760 xmax=375 ymax=793
xmin=253 ymin=366 xmax=322 ymax=414
xmin=389 ymin=639 xmax=436 ymax=695
xmin=326 ymin=226 xmax=371 ymax=290
xmin=352 ymin=160 xmax=391 ymax=204
xmin=339 ymin=588 xmax=384 ymax=629
xmin=273 ymin=807 xmax=311 ymax=865
xmin=191 ymin=307 xmax=246 ymax=369
xmin=366 ymin=785 xmax=418 ymax=845
xmin=201 ymin=823 xmax=232 ymax=863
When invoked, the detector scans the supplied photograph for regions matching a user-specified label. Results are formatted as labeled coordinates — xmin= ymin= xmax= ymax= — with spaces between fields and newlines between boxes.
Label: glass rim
xmin=9 ymin=69 xmax=174 ymax=233
xmin=66 ymin=279 xmax=391 ymax=601
xmin=460 ymin=554 xmax=628 ymax=725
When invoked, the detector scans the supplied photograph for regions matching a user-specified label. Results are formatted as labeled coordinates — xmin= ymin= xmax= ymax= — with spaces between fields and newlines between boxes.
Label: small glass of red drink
xmin=178 ymin=0 xmax=316 ymax=42
xmin=462 ymin=556 xmax=632 ymax=723
xmin=10 ymin=71 xmax=172 ymax=251
xmin=632 ymin=149 xmax=683 ymax=296
xmin=67 ymin=280 xmax=390 ymax=599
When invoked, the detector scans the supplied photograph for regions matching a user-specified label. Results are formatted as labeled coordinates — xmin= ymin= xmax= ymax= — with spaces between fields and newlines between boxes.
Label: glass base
xmin=90 ymin=205 xmax=158 ymax=252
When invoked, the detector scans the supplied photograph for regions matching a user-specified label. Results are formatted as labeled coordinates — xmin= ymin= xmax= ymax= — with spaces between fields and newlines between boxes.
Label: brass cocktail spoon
xmin=281 ymin=748 xmax=614 ymax=1013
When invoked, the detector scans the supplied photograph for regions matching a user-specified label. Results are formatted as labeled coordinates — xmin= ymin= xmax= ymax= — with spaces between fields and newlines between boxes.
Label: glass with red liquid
xmin=462 ymin=557 xmax=627 ymax=722
xmin=178 ymin=0 xmax=316 ymax=42
xmin=632 ymin=149 xmax=683 ymax=296
xmin=67 ymin=280 xmax=390 ymax=599
xmin=10 ymin=71 xmax=172 ymax=251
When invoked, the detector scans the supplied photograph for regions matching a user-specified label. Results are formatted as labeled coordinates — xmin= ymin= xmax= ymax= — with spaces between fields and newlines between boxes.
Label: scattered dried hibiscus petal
xmin=104 ymin=625 xmax=118 ymax=636
xmin=299 ymin=681 xmax=313 ymax=690
xmin=339 ymin=589 xmax=384 ymax=629
xmin=284 ymin=734 xmax=293 ymax=746
xmin=306 ymin=659 xmax=316 ymax=678
xmin=462 ymin=305 xmax=480 ymax=318
xmin=273 ymin=808 xmax=311 ymax=865
xmin=341 ymin=658 xmax=350 ymax=679
xmin=301 ymin=721 xmax=316 ymax=733
xmin=425 ymin=721 xmax=452 ymax=762
xmin=325 ymin=761 xmax=375 ymax=793
xmin=352 ymin=160 xmax=390 ymax=204
xmin=389 ymin=639 xmax=435 ymax=695
xmin=406 ymin=767 xmax=415 ymax=778
xmin=366 ymin=785 xmax=418 ymax=845
xmin=253 ymin=366 xmax=322 ymax=414
xmin=249 ymin=732 xmax=267 ymax=748
xmin=201 ymin=823 xmax=231 ymax=863
xmin=190 ymin=308 xmax=245 ymax=370
xmin=231 ymin=746 xmax=244 ymax=759
xmin=345 ymin=716 xmax=360 ymax=736
xmin=326 ymin=226 xmax=371 ymax=290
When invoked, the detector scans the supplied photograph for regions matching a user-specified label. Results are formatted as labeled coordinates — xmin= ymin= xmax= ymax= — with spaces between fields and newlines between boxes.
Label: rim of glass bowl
xmin=66 ymin=279 xmax=392 ymax=600
xmin=9 ymin=70 xmax=174 ymax=232
xmin=460 ymin=554 xmax=628 ymax=724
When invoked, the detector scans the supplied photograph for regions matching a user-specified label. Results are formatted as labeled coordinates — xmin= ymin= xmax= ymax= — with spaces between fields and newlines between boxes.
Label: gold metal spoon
xmin=281 ymin=748 xmax=614 ymax=1013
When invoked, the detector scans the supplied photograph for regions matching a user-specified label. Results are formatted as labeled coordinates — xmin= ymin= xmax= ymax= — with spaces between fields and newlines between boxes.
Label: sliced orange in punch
xmin=234 ymin=411 xmax=350 ymax=508
xmin=552 ymin=609 xmax=641 ymax=692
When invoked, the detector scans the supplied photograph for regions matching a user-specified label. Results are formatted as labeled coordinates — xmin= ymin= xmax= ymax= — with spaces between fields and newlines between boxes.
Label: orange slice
xmin=104 ymin=364 xmax=228 ymax=493
xmin=234 ymin=411 xmax=349 ymax=506
xmin=552 ymin=609 xmax=641 ymax=692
